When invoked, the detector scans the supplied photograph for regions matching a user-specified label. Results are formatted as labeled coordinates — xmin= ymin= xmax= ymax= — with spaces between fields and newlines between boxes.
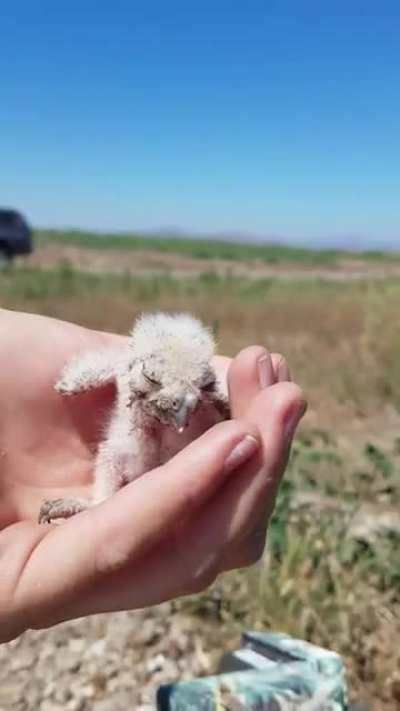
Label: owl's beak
xmin=172 ymin=393 xmax=197 ymax=433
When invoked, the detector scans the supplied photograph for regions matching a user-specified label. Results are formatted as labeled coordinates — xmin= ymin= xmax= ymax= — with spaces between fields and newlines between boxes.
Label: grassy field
xmin=1 ymin=260 xmax=400 ymax=706
xmin=35 ymin=228 xmax=400 ymax=265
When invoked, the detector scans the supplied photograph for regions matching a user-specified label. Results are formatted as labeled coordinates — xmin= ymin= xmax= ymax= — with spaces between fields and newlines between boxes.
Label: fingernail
xmin=258 ymin=354 xmax=270 ymax=389
xmin=283 ymin=401 xmax=307 ymax=442
xmin=224 ymin=435 xmax=259 ymax=475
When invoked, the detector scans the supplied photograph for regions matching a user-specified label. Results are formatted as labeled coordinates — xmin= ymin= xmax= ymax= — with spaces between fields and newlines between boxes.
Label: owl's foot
xmin=38 ymin=497 xmax=89 ymax=523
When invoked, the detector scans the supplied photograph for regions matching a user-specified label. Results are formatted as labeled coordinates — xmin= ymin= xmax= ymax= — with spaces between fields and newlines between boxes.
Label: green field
xmin=35 ymin=228 xmax=400 ymax=265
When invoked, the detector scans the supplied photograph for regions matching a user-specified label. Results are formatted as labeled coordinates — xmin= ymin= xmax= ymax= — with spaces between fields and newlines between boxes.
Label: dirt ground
xmin=23 ymin=242 xmax=400 ymax=281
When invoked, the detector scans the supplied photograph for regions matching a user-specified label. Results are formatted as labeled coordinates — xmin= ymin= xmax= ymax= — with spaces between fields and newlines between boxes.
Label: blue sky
xmin=1 ymin=1 xmax=399 ymax=248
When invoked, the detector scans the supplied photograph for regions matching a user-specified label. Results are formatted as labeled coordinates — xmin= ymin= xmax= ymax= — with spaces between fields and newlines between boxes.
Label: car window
xmin=0 ymin=211 xmax=23 ymax=229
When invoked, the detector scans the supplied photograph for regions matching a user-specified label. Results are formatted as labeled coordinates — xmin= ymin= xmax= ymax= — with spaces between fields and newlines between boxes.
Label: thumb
xmin=89 ymin=420 xmax=260 ymax=575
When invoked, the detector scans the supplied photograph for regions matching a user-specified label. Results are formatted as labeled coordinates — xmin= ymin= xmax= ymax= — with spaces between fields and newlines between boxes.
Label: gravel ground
xmin=0 ymin=603 xmax=228 ymax=711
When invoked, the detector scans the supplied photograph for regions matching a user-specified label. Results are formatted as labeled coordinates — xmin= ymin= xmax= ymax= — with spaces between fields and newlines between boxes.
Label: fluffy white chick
xmin=39 ymin=312 xmax=230 ymax=523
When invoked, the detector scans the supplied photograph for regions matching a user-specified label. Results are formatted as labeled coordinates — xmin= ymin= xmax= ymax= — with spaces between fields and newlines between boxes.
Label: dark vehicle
xmin=0 ymin=209 xmax=33 ymax=260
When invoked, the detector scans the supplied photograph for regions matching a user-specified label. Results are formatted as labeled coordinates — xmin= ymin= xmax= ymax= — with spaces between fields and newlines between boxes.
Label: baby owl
xmin=39 ymin=312 xmax=230 ymax=523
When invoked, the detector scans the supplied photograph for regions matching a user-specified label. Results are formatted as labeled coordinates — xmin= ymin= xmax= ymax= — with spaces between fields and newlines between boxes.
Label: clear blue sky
xmin=1 ymin=1 xmax=399 ymax=248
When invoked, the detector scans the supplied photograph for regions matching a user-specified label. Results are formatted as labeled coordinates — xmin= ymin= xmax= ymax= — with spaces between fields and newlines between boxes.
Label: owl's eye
xmin=201 ymin=375 xmax=216 ymax=392
xmin=143 ymin=371 xmax=161 ymax=386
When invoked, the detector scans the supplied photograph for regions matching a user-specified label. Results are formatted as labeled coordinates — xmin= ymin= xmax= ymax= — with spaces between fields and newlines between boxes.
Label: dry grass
xmin=1 ymin=262 xmax=400 ymax=707
xmin=3 ymin=263 xmax=400 ymax=421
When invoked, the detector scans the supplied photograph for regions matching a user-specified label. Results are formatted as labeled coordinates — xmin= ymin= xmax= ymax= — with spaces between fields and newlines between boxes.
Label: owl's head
xmin=127 ymin=312 xmax=217 ymax=431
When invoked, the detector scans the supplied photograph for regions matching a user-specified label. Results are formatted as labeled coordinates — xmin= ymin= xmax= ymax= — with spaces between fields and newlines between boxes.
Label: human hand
xmin=0 ymin=309 xmax=305 ymax=642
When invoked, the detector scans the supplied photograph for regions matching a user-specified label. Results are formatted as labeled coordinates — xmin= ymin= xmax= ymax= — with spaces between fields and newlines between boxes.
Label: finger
xmin=11 ymin=420 xmax=260 ymax=628
xmin=228 ymin=346 xmax=275 ymax=418
xmin=217 ymin=382 xmax=306 ymax=570
xmin=271 ymin=353 xmax=291 ymax=382
xmin=212 ymin=355 xmax=231 ymax=381
xmin=116 ymin=382 xmax=307 ymax=598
